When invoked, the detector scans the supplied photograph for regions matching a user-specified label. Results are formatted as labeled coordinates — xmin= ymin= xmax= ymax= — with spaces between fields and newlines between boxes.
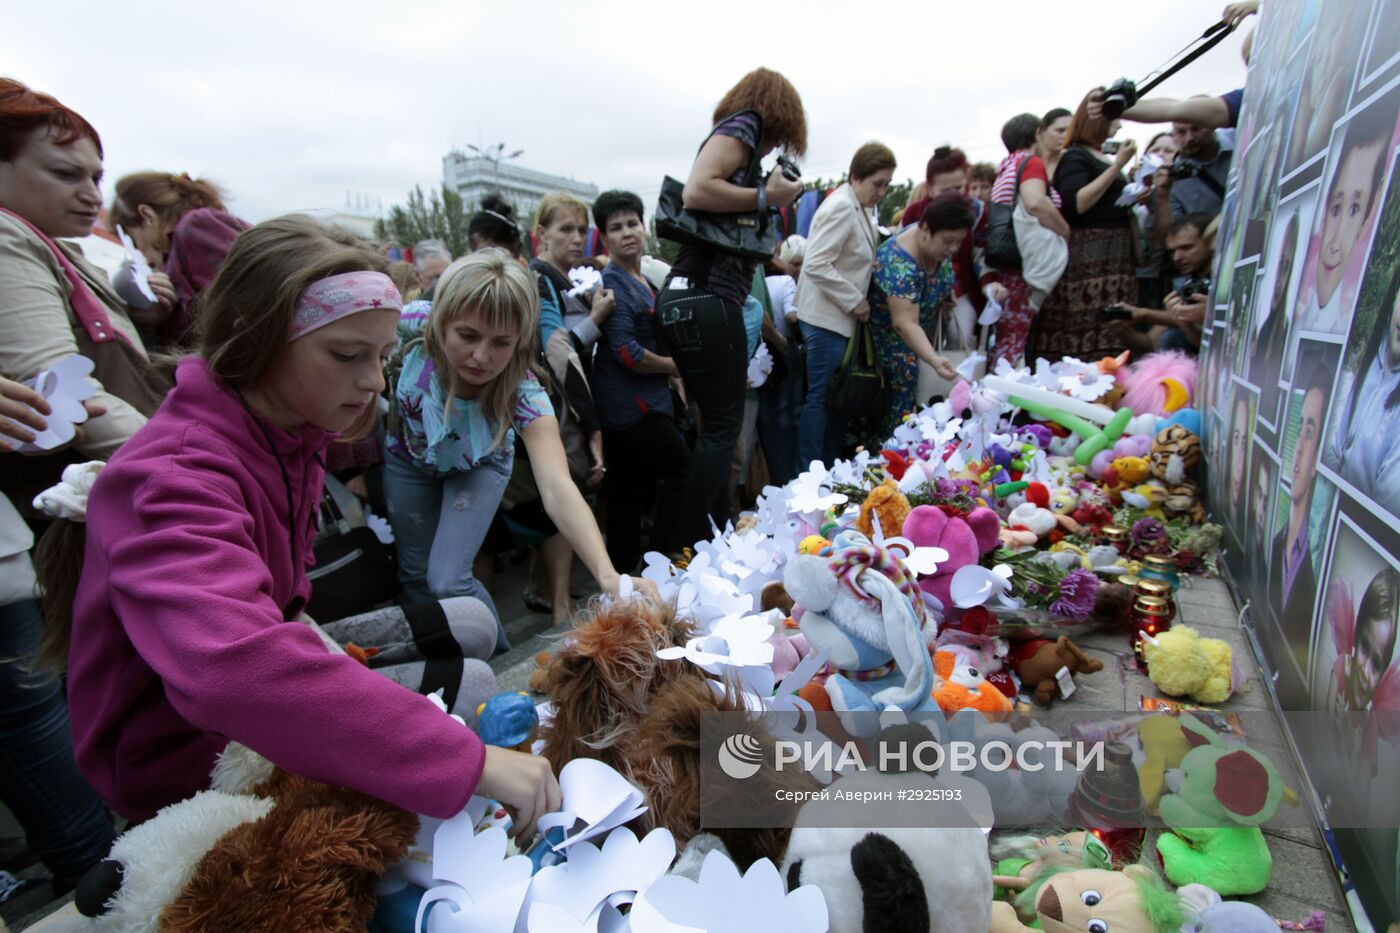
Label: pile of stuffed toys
xmin=75 ymin=352 xmax=1331 ymax=932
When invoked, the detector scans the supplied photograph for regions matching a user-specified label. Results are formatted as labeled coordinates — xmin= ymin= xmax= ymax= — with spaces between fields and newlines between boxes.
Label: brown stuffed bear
xmin=78 ymin=768 xmax=419 ymax=933
xmin=1008 ymin=636 xmax=1105 ymax=705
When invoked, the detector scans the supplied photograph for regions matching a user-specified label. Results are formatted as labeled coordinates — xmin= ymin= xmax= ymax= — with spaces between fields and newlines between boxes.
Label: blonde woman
xmin=384 ymin=249 xmax=646 ymax=649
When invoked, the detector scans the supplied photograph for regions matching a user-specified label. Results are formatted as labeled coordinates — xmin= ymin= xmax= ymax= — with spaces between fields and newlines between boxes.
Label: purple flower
xmin=1050 ymin=569 xmax=1101 ymax=618
xmin=1132 ymin=517 xmax=1167 ymax=547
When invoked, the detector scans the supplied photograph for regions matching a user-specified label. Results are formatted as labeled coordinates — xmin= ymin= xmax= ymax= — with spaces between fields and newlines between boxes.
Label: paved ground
xmin=5 ymin=565 xmax=1357 ymax=931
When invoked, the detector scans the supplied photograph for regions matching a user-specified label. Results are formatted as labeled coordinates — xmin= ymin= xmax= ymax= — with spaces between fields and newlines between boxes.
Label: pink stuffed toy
xmin=1118 ymin=351 xmax=1197 ymax=417
xmin=903 ymin=505 xmax=1002 ymax=610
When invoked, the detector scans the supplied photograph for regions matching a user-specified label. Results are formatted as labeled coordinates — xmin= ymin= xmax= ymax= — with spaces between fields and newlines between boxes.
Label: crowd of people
xmin=0 ymin=3 xmax=1257 ymax=898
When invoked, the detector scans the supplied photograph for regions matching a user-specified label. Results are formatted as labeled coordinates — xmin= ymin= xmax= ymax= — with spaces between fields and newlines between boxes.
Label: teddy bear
xmin=1156 ymin=718 xmax=1287 ymax=895
xmin=75 ymin=764 xmax=420 ymax=933
xmin=856 ymin=478 xmax=911 ymax=539
xmin=1007 ymin=635 xmax=1104 ymax=705
xmin=1151 ymin=424 xmax=1206 ymax=523
xmin=902 ymin=504 xmax=1002 ymax=610
xmin=1141 ymin=625 xmax=1239 ymax=705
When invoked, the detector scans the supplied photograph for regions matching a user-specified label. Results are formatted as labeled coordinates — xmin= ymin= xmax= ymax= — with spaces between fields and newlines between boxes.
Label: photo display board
xmin=1200 ymin=1 xmax=1400 ymax=926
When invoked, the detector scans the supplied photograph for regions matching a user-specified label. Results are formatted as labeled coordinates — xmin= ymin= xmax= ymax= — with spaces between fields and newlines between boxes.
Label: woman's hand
xmin=1112 ymin=139 xmax=1138 ymax=170
xmin=765 ymin=171 xmax=802 ymax=210
xmin=0 ymin=375 xmax=51 ymax=451
xmin=852 ymin=298 xmax=872 ymax=322
xmin=1222 ymin=0 xmax=1259 ymax=26
xmin=930 ymin=355 xmax=960 ymax=381
xmin=983 ymin=282 xmax=1008 ymax=305
xmin=476 ymin=746 xmax=562 ymax=841
xmin=590 ymin=288 xmax=616 ymax=324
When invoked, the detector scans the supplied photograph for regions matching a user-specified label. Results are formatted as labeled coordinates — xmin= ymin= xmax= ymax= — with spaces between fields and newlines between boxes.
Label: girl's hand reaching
xmin=476 ymin=746 xmax=561 ymax=841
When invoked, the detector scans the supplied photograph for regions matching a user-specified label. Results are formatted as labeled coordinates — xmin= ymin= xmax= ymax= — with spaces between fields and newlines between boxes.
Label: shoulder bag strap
xmin=0 ymin=206 xmax=134 ymax=349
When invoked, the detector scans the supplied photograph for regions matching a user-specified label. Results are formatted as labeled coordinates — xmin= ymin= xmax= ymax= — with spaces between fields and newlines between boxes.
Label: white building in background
xmin=442 ymin=151 xmax=598 ymax=222
xmin=324 ymin=191 xmax=383 ymax=239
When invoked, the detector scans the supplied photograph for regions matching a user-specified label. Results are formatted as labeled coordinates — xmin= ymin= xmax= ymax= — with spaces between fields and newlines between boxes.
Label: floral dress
xmin=866 ymin=236 xmax=955 ymax=441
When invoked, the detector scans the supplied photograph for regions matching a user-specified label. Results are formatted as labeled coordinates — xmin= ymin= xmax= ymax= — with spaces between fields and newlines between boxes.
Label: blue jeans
xmin=382 ymin=450 xmax=513 ymax=654
xmin=797 ymin=321 xmax=851 ymax=468
xmin=0 ymin=598 xmax=113 ymax=877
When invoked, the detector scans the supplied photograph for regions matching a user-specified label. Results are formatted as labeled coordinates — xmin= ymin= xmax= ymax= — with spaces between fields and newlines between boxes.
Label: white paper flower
xmin=630 ymin=849 xmax=828 ymax=933
xmin=949 ymin=563 xmax=1015 ymax=608
xmin=788 ymin=461 xmax=848 ymax=515
xmin=746 ymin=343 xmax=773 ymax=388
xmin=567 ymin=265 xmax=602 ymax=297
xmin=9 ymin=355 xmax=96 ymax=452
xmin=1057 ymin=366 xmax=1117 ymax=402
xmin=826 ymin=448 xmax=873 ymax=486
xmin=523 ymin=827 xmax=676 ymax=932
xmin=415 ymin=823 xmax=534 ymax=932
xmin=657 ymin=612 xmax=777 ymax=673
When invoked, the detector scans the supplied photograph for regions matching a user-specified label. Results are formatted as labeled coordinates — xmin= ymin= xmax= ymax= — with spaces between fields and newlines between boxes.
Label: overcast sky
xmin=6 ymin=0 xmax=1253 ymax=225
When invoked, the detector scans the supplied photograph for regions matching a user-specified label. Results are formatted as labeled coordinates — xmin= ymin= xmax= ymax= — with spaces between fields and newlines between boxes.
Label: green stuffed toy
xmin=1155 ymin=716 xmax=1283 ymax=895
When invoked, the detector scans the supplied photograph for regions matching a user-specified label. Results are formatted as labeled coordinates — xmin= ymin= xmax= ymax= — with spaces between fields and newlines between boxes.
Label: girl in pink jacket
xmin=65 ymin=216 xmax=558 ymax=831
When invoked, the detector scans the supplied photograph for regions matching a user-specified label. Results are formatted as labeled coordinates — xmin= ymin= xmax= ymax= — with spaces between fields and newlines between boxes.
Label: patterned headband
xmin=291 ymin=271 xmax=403 ymax=340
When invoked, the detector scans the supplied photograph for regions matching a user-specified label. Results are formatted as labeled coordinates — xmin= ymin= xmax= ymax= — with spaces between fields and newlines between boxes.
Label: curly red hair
xmin=712 ymin=68 xmax=807 ymax=158
xmin=0 ymin=78 xmax=102 ymax=161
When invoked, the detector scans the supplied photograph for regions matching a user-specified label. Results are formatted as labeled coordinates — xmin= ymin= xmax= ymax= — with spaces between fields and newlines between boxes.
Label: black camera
xmin=1178 ymin=277 xmax=1210 ymax=303
xmin=1098 ymin=79 xmax=1139 ymax=120
xmin=1167 ymin=160 xmax=1203 ymax=181
xmin=775 ymin=155 xmax=802 ymax=182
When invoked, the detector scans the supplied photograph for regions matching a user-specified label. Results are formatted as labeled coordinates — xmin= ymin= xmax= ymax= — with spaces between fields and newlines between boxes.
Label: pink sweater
xmin=69 ymin=357 xmax=483 ymax=822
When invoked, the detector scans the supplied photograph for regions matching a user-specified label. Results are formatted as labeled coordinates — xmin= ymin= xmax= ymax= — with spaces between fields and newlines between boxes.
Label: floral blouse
xmin=387 ymin=341 xmax=552 ymax=475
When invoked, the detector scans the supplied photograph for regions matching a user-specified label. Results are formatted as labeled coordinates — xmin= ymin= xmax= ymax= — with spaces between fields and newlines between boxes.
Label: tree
xmin=375 ymin=184 xmax=470 ymax=258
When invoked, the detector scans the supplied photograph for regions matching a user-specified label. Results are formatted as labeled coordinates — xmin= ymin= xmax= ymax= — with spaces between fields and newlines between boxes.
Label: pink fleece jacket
xmin=69 ymin=357 xmax=483 ymax=822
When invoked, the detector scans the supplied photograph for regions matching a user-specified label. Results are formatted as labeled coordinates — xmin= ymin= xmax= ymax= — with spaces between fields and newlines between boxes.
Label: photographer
xmin=1112 ymin=213 xmax=1214 ymax=354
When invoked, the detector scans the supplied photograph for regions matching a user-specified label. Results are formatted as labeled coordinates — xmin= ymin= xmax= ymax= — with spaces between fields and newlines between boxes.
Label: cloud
xmin=3 ymin=0 xmax=1251 ymax=224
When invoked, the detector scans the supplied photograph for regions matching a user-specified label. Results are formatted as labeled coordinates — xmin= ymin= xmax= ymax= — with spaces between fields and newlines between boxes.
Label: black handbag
xmin=985 ymin=157 xmax=1029 ymax=270
xmin=826 ymin=321 xmax=890 ymax=417
xmin=306 ymin=477 xmax=400 ymax=623
xmin=654 ymin=110 xmax=779 ymax=261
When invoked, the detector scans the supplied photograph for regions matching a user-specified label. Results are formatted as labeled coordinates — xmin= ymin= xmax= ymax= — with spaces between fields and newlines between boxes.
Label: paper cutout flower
xmin=1056 ymin=364 xmax=1116 ymax=401
xmin=657 ymin=612 xmax=777 ymax=672
xmin=630 ymin=849 xmax=828 ymax=933
xmin=788 ymin=462 xmax=848 ymax=515
xmin=14 ymin=355 xmax=96 ymax=452
xmin=746 ymin=343 xmax=773 ymax=388
xmin=567 ymin=265 xmax=602 ymax=297
xmin=415 ymin=823 xmax=534 ymax=932
xmin=950 ymin=563 xmax=1015 ymax=608
xmin=523 ymin=827 xmax=675 ymax=932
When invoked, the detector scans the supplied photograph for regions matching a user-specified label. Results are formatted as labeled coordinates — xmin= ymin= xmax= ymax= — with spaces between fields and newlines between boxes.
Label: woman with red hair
xmin=1024 ymin=92 xmax=1139 ymax=361
xmin=0 ymin=79 xmax=168 ymax=493
xmin=110 ymin=171 xmax=250 ymax=350
xmin=656 ymin=68 xmax=806 ymax=544
xmin=0 ymin=78 xmax=133 ymax=894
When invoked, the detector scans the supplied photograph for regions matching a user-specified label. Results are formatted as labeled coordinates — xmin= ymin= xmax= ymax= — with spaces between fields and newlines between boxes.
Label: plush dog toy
xmin=856 ymin=479 xmax=911 ymax=539
xmin=1156 ymin=719 xmax=1286 ymax=895
xmin=1008 ymin=636 xmax=1104 ymax=705
xmin=782 ymin=531 xmax=939 ymax=728
xmin=535 ymin=597 xmax=798 ymax=869
xmin=931 ymin=649 xmax=1014 ymax=715
xmin=902 ymin=504 xmax=1002 ymax=609
xmin=1142 ymin=626 xmax=1238 ymax=706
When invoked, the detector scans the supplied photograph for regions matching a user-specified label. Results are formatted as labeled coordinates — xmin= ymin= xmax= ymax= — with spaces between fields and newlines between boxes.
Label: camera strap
xmin=1136 ymin=20 xmax=1237 ymax=100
